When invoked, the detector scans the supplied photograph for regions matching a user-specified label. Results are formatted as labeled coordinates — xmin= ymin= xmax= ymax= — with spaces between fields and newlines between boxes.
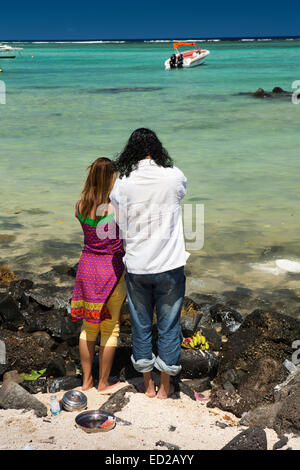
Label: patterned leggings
xmin=79 ymin=273 xmax=126 ymax=347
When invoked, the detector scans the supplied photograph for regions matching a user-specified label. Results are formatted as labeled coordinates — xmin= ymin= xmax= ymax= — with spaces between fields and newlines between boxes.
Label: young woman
xmin=70 ymin=157 xmax=126 ymax=392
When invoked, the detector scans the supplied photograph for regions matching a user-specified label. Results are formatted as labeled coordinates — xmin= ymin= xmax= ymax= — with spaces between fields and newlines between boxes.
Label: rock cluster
xmin=240 ymin=365 xmax=300 ymax=436
xmin=237 ymin=86 xmax=298 ymax=99
xmin=207 ymin=309 xmax=300 ymax=435
xmin=0 ymin=266 xmax=85 ymax=403
xmin=1 ymin=264 xmax=300 ymax=439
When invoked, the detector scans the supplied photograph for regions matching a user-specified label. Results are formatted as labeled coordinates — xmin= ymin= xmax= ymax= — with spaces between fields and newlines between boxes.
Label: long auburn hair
xmin=115 ymin=128 xmax=173 ymax=178
xmin=80 ymin=157 xmax=117 ymax=219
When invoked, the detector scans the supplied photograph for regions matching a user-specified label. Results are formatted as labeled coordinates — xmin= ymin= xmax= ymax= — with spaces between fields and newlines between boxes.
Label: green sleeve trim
xmin=76 ymin=203 xmax=115 ymax=227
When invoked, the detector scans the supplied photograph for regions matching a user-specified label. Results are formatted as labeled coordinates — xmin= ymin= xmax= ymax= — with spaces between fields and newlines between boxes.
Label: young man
xmin=110 ymin=128 xmax=189 ymax=399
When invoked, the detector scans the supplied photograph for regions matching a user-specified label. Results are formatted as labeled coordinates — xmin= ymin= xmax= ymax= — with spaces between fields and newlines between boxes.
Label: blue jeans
xmin=125 ymin=266 xmax=185 ymax=376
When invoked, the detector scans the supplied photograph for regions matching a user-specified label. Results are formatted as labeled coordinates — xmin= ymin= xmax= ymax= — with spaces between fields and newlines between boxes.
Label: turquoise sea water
xmin=1 ymin=39 xmax=300 ymax=298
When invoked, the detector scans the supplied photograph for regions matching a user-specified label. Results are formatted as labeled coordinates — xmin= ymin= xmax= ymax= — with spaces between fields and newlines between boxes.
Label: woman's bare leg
xmin=97 ymin=345 xmax=120 ymax=392
xmin=79 ymin=338 xmax=95 ymax=390
xmin=98 ymin=273 xmax=126 ymax=392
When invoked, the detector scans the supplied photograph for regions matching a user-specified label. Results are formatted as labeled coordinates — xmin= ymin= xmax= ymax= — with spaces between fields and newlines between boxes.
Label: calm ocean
xmin=1 ymin=39 xmax=300 ymax=303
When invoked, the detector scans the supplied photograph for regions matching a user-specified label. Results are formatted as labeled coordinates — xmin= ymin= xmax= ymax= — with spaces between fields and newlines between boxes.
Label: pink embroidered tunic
xmin=70 ymin=201 xmax=125 ymax=324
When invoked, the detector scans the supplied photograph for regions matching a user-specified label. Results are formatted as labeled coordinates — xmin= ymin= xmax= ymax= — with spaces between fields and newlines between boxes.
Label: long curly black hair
xmin=114 ymin=128 xmax=174 ymax=178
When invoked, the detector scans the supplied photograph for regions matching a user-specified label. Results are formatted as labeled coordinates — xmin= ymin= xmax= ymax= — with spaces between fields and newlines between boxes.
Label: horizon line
xmin=1 ymin=34 xmax=300 ymax=42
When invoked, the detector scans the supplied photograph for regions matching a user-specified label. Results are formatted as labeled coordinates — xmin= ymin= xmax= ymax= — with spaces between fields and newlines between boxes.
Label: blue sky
xmin=1 ymin=0 xmax=300 ymax=40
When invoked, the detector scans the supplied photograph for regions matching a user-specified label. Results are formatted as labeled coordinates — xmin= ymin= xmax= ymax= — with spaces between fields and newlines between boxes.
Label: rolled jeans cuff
xmin=131 ymin=353 xmax=156 ymax=373
xmin=154 ymin=355 xmax=182 ymax=376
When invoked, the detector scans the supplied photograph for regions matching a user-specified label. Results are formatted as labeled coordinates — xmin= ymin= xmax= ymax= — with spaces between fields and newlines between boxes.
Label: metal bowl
xmin=75 ymin=409 xmax=116 ymax=433
xmin=62 ymin=390 xmax=87 ymax=412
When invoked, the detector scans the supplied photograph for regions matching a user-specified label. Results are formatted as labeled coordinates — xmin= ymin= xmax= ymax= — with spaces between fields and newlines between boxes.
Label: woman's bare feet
xmin=97 ymin=381 xmax=120 ymax=393
xmin=82 ymin=375 xmax=94 ymax=391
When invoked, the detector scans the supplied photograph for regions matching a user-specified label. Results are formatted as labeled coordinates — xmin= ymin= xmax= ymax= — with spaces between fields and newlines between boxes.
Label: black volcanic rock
xmin=100 ymin=384 xmax=137 ymax=414
xmin=0 ymin=380 xmax=47 ymax=417
xmin=237 ymin=356 xmax=287 ymax=407
xmin=0 ymin=295 xmax=24 ymax=326
xmin=22 ymin=308 xmax=81 ymax=341
xmin=180 ymin=349 xmax=220 ymax=379
xmin=209 ymin=304 xmax=243 ymax=335
xmin=253 ymin=88 xmax=271 ymax=98
xmin=0 ymin=329 xmax=64 ymax=377
xmin=207 ymin=387 xmax=250 ymax=417
xmin=241 ymin=366 xmax=300 ymax=436
xmin=217 ymin=309 xmax=300 ymax=375
xmin=221 ymin=427 xmax=267 ymax=450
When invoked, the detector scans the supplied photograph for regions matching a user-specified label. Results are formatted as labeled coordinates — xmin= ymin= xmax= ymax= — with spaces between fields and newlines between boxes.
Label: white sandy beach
xmin=0 ymin=381 xmax=299 ymax=451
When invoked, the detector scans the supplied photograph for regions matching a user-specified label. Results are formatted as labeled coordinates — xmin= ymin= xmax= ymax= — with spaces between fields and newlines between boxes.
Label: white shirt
xmin=110 ymin=159 xmax=190 ymax=274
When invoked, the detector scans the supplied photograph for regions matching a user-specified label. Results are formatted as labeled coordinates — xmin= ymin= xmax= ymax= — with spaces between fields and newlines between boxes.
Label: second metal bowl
xmin=75 ymin=409 xmax=116 ymax=433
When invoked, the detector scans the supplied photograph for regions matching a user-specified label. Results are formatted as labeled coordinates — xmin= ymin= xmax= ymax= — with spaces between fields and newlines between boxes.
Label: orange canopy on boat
xmin=173 ymin=42 xmax=197 ymax=49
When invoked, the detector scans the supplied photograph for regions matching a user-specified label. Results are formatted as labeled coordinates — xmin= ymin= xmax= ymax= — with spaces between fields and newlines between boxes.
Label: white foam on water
xmin=275 ymin=259 xmax=300 ymax=273
xmin=30 ymin=40 xmax=126 ymax=44
xmin=144 ymin=40 xmax=173 ymax=43
xmin=250 ymin=261 xmax=286 ymax=275
xmin=188 ymin=278 xmax=205 ymax=289
xmin=73 ymin=41 xmax=126 ymax=44
xmin=251 ymin=259 xmax=300 ymax=275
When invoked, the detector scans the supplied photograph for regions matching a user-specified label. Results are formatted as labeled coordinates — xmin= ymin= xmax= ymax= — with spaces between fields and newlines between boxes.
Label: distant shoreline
xmin=1 ymin=35 xmax=300 ymax=43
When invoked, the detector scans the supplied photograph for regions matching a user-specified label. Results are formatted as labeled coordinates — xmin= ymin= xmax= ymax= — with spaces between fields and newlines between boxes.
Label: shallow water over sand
xmin=0 ymin=40 xmax=300 ymax=306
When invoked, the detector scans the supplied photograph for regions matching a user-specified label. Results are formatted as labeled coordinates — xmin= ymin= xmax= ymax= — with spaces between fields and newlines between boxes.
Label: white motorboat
xmin=165 ymin=42 xmax=210 ymax=69
xmin=0 ymin=44 xmax=23 ymax=59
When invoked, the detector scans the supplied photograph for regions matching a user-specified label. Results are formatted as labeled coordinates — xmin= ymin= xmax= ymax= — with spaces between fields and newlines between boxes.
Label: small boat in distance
xmin=165 ymin=42 xmax=210 ymax=69
xmin=0 ymin=44 xmax=23 ymax=59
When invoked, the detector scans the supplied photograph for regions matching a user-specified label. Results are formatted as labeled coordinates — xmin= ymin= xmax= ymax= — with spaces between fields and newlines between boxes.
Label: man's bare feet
xmin=144 ymin=380 xmax=156 ymax=398
xmin=156 ymin=383 xmax=174 ymax=399
xmin=82 ymin=376 xmax=94 ymax=391
xmin=143 ymin=372 xmax=156 ymax=398
xmin=97 ymin=381 xmax=121 ymax=393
